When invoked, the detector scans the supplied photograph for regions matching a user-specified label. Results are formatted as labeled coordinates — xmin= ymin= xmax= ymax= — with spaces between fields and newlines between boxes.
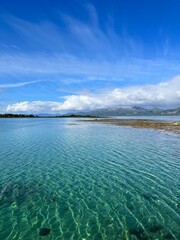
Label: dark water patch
xmin=148 ymin=222 xmax=163 ymax=233
xmin=0 ymin=180 xmax=60 ymax=208
xmin=164 ymin=232 xmax=176 ymax=240
xmin=39 ymin=227 xmax=51 ymax=236
xmin=103 ymin=216 xmax=114 ymax=226
xmin=129 ymin=226 xmax=148 ymax=240
xmin=0 ymin=181 xmax=36 ymax=206
xmin=176 ymin=202 xmax=180 ymax=210
xmin=49 ymin=195 xmax=58 ymax=203
xmin=126 ymin=202 xmax=135 ymax=211
xmin=141 ymin=192 xmax=159 ymax=201
xmin=58 ymin=201 xmax=70 ymax=216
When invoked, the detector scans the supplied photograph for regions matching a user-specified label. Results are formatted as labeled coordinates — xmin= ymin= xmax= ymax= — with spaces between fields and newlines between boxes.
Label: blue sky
xmin=0 ymin=0 xmax=180 ymax=113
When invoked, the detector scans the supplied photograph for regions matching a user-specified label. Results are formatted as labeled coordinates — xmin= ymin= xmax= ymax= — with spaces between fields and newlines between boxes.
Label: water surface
xmin=0 ymin=118 xmax=179 ymax=239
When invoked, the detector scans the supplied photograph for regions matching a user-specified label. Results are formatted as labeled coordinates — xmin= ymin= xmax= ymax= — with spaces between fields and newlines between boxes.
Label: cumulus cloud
xmin=6 ymin=75 xmax=180 ymax=113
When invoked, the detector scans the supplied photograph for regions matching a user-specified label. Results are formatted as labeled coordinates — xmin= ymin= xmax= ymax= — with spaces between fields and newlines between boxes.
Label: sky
xmin=0 ymin=0 xmax=180 ymax=113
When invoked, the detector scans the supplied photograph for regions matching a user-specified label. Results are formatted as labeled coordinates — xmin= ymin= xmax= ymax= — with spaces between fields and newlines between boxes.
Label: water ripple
xmin=0 ymin=118 xmax=179 ymax=239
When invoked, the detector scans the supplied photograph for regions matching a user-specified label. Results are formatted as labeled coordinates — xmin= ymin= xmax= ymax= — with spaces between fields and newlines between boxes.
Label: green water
xmin=0 ymin=118 xmax=179 ymax=240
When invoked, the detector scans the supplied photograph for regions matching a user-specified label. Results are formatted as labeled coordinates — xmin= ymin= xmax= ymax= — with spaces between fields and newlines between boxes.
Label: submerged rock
xmin=149 ymin=223 xmax=162 ymax=233
xmin=129 ymin=227 xmax=148 ymax=240
xmin=39 ymin=228 xmax=51 ymax=236
xmin=142 ymin=193 xmax=158 ymax=201
xmin=164 ymin=232 xmax=175 ymax=239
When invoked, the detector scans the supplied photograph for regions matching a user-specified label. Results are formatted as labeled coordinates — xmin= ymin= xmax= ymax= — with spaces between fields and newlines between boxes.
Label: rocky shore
xmin=80 ymin=119 xmax=180 ymax=134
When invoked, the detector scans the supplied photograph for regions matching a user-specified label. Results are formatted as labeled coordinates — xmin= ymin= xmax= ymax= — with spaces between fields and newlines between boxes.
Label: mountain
xmin=78 ymin=107 xmax=180 ymax=117
xmin=2 ymin=107 xmax=180 ymax=117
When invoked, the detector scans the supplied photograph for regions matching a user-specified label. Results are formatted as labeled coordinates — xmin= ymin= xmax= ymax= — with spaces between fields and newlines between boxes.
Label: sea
xmin=0 ymin=117 xmax=179 ymax=240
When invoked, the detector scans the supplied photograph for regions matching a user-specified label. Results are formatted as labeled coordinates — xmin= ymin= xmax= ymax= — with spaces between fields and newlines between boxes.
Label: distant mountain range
xmin=2 ymin=107 xmax=180 ymax=118
xmin=78 ymin=106 xmax=180 ymax=116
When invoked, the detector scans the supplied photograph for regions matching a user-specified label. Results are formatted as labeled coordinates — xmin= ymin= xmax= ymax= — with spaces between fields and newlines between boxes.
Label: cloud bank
xmin=6 ymin=76 xmax=180 ymax=113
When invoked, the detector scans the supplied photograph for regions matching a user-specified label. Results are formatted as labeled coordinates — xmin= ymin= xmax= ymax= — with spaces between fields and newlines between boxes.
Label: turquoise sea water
xmin=0 ymin=118 xmax=179 ymax=240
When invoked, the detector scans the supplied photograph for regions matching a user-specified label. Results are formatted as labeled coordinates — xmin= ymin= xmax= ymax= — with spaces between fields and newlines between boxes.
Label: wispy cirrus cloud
xmin=1 ymin=5 xmax=141 ymax=57
xmin=0 ymin=53 xmax=180 ymax=86
xmin=1 ymin=7 xmax=178 ymax=83
xmin=0 ymin=80 xmax=43 ymax=88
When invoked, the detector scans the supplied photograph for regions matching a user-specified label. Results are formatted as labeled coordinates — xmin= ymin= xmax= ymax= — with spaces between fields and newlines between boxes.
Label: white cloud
xmin=6 ymin=75 xmax=180 ymax=113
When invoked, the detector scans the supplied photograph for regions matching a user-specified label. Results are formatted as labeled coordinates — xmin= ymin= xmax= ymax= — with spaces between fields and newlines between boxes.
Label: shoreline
xmin=80 ymin=118 xmax=180 ymax=134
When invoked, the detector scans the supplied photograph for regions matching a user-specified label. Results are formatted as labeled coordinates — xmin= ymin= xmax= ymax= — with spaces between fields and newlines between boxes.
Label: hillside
xmin=79 ymin=107 xmax=180 ymax=117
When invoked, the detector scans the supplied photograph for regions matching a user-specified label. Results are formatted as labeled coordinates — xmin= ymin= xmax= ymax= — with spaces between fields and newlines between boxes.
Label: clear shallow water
xmin=0 ymin=118 xmax=179 ymax=240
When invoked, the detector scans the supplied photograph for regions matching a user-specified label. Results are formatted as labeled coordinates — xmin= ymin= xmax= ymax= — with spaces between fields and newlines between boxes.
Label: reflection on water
xmin=0 ymin=118 xmax=179 ymax=239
